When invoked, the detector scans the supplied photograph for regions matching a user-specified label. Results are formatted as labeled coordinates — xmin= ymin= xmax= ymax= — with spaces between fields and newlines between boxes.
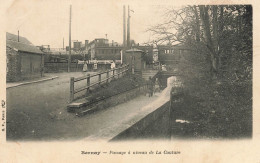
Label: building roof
xmin=6 ymin=40 xmax=43 ymax=54
xmin=125 ymin=48 xmax=143 ymax=52
xmin=6 ymin=32 xmax=43 ymax=54
xmin=157 ymin=43 xmax=191 ymax=50
xmin=6 ymin=32 xmax=32 ymax=45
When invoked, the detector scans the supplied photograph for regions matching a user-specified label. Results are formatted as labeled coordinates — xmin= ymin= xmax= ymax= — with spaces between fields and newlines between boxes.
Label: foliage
xmin=149 ymin=5 xmax=252 ymax=138
xmin=148 ymin=5 xmax=252 ymax=82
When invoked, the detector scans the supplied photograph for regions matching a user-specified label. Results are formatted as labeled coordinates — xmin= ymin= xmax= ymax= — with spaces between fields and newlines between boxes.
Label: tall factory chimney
xmin=123 ymin=5 xmax=126 ymax=48
xmin=68 ymin=5 xmax=72 ymax=72
xmin=127 ymin=5 xmax=130 ymax=48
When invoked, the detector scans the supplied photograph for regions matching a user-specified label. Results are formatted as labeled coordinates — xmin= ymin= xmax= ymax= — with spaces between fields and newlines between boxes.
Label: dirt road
xmin=6 ymin=72 xmax=158 ymax=141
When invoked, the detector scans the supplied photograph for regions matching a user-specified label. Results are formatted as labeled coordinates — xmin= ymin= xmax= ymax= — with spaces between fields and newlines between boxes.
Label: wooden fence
xmin=44 ymin=62 xmax=82 ymax=72
xmin=70 ymin=64 xmax=129 ymax=102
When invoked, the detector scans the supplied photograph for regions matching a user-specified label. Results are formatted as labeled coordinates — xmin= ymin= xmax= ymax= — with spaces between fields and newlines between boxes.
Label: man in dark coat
xmin=147 ymin=76 xmax=154 ymax=97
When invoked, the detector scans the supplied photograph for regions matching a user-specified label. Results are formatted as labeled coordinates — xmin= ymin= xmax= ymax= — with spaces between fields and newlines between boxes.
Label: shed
xmin=6 ymin=32 xmax=44 ymax=82
xmin=124 ymin=48 xmax=145 ymax=75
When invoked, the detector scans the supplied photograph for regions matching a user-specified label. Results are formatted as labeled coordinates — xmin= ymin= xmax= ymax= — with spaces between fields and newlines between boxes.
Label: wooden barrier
xmin=69 ymin=64 xmax=129 ymax=102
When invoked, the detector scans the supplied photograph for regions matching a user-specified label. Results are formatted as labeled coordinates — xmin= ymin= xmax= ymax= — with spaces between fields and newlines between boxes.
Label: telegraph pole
xmin=18 ymin=30 xmax=19 ymax=42
xmin=123 ymin=5 xmax=126 ymax=48
xmin=68 ymin=5 xmax=72 ymax=72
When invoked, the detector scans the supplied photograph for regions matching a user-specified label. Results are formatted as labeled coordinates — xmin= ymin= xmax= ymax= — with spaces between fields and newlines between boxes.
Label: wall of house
xmin=6 ymin=47 xmax=21 ymax=82
xmin=132 ymin=46 xmax=153 ymax=63
xmin=95 ymin=47 xmax=122 ymax=60
xmin=124 ymin=52 xmax=143 ymax=74
xmin=158 ymin=46 xmax=181 ymax=64
xmin=20 ymin=52 xmax=43 ymax=80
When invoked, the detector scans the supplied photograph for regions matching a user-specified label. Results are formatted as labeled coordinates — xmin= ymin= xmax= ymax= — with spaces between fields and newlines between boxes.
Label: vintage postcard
xmin=0 ymin=0 xmax=259 ymax=162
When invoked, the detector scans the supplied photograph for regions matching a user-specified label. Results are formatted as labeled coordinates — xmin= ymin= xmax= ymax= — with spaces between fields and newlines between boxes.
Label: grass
xmin=84 ymin=74 xmax=146 ymax=104
xmin=171 ymin=79 xmax=252 ymax=139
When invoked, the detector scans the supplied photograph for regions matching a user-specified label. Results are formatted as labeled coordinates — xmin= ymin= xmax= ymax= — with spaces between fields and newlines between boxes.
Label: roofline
xmin=6 ymin=45 xmax=44 ymax=55
xmin=6 ymin=40 xmax=44 ymax=54
xmin=18 ymin=50 xmax=44 ymax=55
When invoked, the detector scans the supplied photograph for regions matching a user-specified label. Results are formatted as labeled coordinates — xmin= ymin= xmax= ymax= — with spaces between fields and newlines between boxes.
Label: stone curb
xmin=6 ymin=76 xmax=59 ymax=89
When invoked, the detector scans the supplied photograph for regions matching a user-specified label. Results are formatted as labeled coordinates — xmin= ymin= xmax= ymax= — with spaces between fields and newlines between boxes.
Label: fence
xmin=70 ymin=64 xmax=129 ymax=102
xmin=44 ymin=62 xmax=81 ymax=72
xmin=45 ymin=62 xmax=123 ymax=72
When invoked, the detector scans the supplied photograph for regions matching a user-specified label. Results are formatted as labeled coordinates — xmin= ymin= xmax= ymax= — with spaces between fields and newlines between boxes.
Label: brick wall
xmin=6 ymin=47 xmax=21 ymax=82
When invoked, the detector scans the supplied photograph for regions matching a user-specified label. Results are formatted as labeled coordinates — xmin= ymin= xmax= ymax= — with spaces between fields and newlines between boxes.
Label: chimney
xmin=127 ymin=5 xmax=130 ymax=48
xmin=85 ymin=40 xmax=89 ymax=48
xmin=123 ymin=5 xmax=126 ymax=48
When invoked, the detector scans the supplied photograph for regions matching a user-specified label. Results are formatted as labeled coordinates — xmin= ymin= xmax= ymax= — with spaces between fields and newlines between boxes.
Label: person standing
xmin=154 ymin=78 xmax=161 ymax=93
xmin=83 ymin=61 xmax=88 ymax=72
xmin=111 ymin=60 xmax=116 ymax=69
xmin=147 ymin=76 xmax=154 ymax=97
xmin=93 ymin=59 xmax=98 ymax=71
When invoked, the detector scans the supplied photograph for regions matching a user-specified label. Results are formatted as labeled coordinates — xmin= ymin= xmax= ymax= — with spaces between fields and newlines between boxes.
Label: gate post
xmin=70 ymin=77 xmax=74 ymax=102
xmin=98 ymin=73 xmax=101 ymax=85
xmin=106 ymin=70 xmax=109 ymax=83
xmin=127 ymin=64 xmax=129 ymax=76
xmin=112 ymin=69 xmax=115 ymax=80
xmin=87 ymin=74 xmax=90 ymax=92
xmin=169 ymin=87 xmax=174 ymax=139
xmin=118 ymin=67 xmax=121 ymax=78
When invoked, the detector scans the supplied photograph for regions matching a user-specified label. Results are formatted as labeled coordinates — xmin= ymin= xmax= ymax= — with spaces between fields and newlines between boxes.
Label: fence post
xmin=112 ymin=69 xmax=115 ymax=80
xmin=106 ymin=70 xmax=109 ymax=83
xmin=127 ymin=64 xmax=129 ymax=76
xmin=132 ymin=62 xmax=135 ymax=74
xmin=169 ymin=87 xmax=174 ymax=139
xmin=98 ymin=73 xmax=101 ymax=85
xmin=70 ymin=77 xmax=74 ymax=102
xmin=87 ymin=74 xmax=90 ymax=92
xmin=125 ymin=65 xmax=127 ymax=76
xmin=118 ymin=67 xmax=120 ymax=78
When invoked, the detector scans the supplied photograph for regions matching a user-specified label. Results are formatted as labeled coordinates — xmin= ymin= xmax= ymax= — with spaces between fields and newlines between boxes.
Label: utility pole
xmin=68 ymin=5 xmax=72 ymax=72
xmin=123 ymin=5 xmax=126 ymax=48
xmin=18 ymin=30 xmax=19 ymax=42
xmin=63 ymin=37 xmax=64 ymax=50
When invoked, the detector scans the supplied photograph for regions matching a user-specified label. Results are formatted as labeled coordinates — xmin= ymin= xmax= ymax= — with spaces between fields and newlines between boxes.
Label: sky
xmin=5 ymin=0 xmax=171 ymax=48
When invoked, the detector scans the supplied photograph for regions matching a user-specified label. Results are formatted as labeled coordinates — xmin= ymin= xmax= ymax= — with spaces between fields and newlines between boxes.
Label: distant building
xmin=87 ymin=38 xmax=123 ymax=60
xmin=132 ymin=45 xmax=153 ymax=64
xmin=6 ymin=32 xmax=44 ymax=82
xmin=157 ymin=44 xmax=188 ymax=64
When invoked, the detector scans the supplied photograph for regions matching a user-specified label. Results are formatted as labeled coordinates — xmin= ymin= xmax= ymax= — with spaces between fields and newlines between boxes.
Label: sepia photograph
xmin=0 ymin=0 xmax=259 ymax=162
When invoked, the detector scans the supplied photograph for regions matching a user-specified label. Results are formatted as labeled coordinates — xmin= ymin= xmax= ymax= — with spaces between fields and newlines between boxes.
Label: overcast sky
xmin=5 ymin=0 xmax=172 ymax=48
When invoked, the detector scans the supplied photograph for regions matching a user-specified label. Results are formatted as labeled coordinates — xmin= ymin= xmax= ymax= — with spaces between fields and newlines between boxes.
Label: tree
xmin=147 ymin=5 xmax=252 ymax=82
